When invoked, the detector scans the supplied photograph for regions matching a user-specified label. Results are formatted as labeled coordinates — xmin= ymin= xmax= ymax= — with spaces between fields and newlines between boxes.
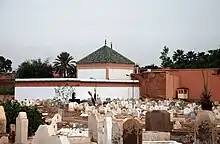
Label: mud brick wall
xmin=132 ymin=72 xmax=166 ymax=99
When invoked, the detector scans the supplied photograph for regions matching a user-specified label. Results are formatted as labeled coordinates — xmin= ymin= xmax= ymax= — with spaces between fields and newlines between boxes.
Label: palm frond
xmin=53 ymin=52 xmax=76 ymax=78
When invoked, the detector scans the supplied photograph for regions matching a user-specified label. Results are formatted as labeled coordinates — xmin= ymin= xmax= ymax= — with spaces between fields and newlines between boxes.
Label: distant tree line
xmin=0 ymin=52 xmax=77 ymax=79
xmin=16 ymin=52 xmax=77 ymax=78
xmin=1 ymin=46 xmax=220 ymax=79
xmin=0 ymin=52 xmax=76 ymax=95
xmin=141 ymin=46 xmax=220 ymax=72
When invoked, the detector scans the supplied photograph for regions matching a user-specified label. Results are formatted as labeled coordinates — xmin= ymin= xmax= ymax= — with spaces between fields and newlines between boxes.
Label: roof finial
xmin=104 ymin=39 xmax=107 ymax=46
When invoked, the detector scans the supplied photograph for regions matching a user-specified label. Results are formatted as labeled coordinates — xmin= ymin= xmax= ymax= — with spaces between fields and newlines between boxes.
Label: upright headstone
xmin=103 ymin=116 xmax=112 ymax=144
xmin=15 ymin=112 xmax=28 ymax=144
xmin=88 ymin=113 xmax=97 ymax=142
xmin=68 ymin=102 xmax=75 ymax=111
xmin=88 ymin=113 xmax=104 ymax=143
xmin=123 ymin=118 xmax=142 ymax=144
xmin=145 ymin=110 xmax=172 ymax=132
xmin=96 ymin=114 xmax=104 ymax=144
xmin=194 ymin=110 xmax=217 ymax=144
xmin=112 ymin=121 xmax=121 ymax=144
xmin=0 ymin=106 xmax=6 ymax=136
xmin=50 ymin=113 xmax=62 ymax=133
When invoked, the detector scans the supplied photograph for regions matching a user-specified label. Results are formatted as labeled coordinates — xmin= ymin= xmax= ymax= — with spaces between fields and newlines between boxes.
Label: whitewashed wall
xmin=78 ymin=69 xmax=106 ymax=79
xmin=15 ymin=86 xmax=139 ymax=100
xmin=109 ymin=69 xmax=133 ymax=80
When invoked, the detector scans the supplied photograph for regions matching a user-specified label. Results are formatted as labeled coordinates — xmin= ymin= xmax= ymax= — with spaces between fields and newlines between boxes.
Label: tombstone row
xmin=0 ymin=106 xmax=28 ymax=144
xmin=89 ymin=109 xmax=218 ymax=144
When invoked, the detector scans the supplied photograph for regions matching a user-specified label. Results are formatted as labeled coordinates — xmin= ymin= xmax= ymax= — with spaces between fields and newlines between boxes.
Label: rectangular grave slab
xmin=142 ymin=131 xmax=170 ymax=141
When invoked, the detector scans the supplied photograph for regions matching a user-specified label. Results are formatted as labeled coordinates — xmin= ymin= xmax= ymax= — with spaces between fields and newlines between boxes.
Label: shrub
xmin=0 ymin=85 xmax=14 ymax=95
xmin=0 ymin=100 xmax=45 ymax=136
xmin=54 ymin=85 xmax=75 ymax=108
xmin=200 ymin=71 xmax=212 ymax=111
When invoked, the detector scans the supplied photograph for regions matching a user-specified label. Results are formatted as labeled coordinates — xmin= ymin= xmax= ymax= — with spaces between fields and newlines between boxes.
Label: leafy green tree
xmin=53 ymin=52 xmax=76 ymax=78
xmin=207 ymin=49 xmax=220 ymax=68
xmin=172 ymin=49 xmax=187 ymax=68
xmin=185 ymin=51 xmax=197 ymax=68
xmin=194 ymin=52 xmax=209 ymax=68
xmin=0 ymin=100 xmax=45 ymax=136
xmin=158 ymin=46 xmax=220 ymax=69
xmin=159 ymin=46 xmax=173 ymax=68
xmin=16 ymin=59 xmax=54 ymax=78
xmin=0 ymin=56 xmax=12 ymax=73
xmin=0 ymin=85 xmax=14 ymax=95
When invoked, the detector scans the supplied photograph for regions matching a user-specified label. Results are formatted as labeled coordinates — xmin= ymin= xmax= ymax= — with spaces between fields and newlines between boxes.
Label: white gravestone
xmin=50 ymin=113 xmax=62 ymax=133
xmin=68 ymin=102 xmax=75 ymax=111
xmin=15 ymin=112 xmax=28 ymax=144
xmin=103 ymin=116 xmax=112 ymax=144
xmin=0 ymin=106 xmax=6 ymax=135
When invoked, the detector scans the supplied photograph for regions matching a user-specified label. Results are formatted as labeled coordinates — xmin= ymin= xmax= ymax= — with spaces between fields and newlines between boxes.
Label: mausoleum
xmin=77 ymin=40 xmax=135 ymax=80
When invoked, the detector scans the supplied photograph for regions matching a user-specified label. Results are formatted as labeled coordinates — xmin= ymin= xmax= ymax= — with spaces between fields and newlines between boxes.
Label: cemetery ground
xmin=1 ymin=98 xmax=220 ymax=144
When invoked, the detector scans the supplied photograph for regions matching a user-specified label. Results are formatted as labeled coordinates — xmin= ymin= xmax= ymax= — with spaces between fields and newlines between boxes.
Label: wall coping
xmin=15 ymin=78 xmax=139 ymax=83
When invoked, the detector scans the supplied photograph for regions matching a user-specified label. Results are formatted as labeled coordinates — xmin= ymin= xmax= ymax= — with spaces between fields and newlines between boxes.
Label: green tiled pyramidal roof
xmin=77 ymin=44 xmax=135 ymax=64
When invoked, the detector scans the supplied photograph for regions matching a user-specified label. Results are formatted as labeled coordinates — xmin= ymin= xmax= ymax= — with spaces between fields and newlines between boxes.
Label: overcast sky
xmin=0 ymin=0 xmax=220 ymax=69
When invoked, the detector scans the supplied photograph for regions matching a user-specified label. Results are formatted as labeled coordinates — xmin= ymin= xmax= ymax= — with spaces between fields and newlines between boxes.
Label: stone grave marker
xmin=0 ymin=106 xmax=6 ymax=136
xmin=50 ymin=113 xmax=62 ymax=133
xmin=123 ymin=118 xmax=142 ymax=144
xmin=68 ymin=102 xmax=75 ymax=111
xmin=112 ymin=120 xmax=121 ymax=144
xmin=88 ymin=113 xmax=104 ymax=144
xmin=142 ymin=131 xmax=170 ymax=141
xmin=103 ymin=116 xmax=112 ymax=144
xmin=15 ymin=112 xmax=28 ymax=144
xmin=88 ymin=113 xmax=98 ymax=142
xmin=96 ymin=115 xmax=104 ymax=144
xmin=194 ymin=110 xmax=217 ymax=144
xmin=145 ymin=110 xmax=172 ymax=132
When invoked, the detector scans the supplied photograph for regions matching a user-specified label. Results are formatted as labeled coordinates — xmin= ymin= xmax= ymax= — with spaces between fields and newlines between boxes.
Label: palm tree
xmin=53 ymin=52 xmax=76 ymax=78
